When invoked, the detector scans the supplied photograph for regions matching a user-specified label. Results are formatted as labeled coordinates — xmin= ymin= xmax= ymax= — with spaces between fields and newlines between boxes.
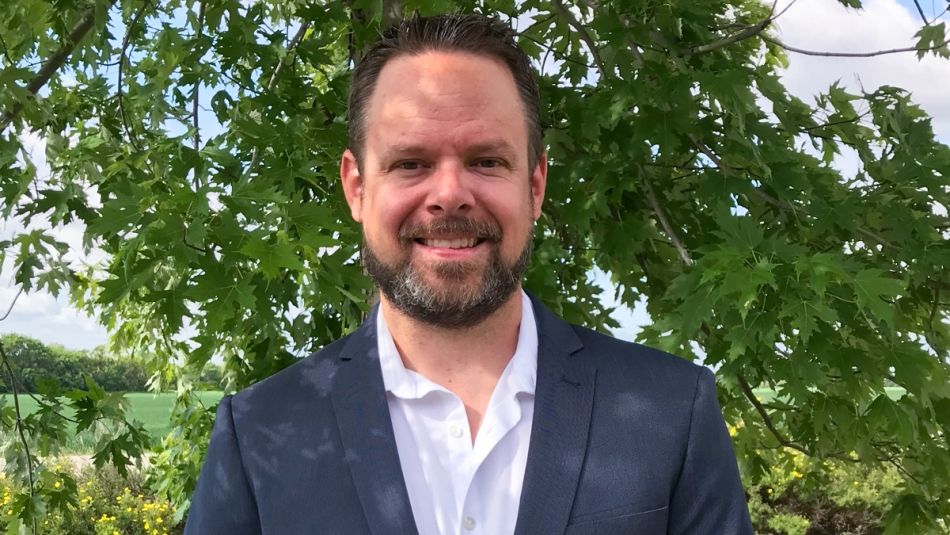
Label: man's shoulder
xmin=230 ymin=333 xmax=354 ymax=411
xmin=563 ymin=322 xmax=709 ymax=390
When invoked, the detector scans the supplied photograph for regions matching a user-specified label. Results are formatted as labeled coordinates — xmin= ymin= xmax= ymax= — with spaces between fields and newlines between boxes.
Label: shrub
xmin=0 ymin=460 xmax=181 ymax=534
xmin=749 ymin=447 xmax=907 ymax=535
xmin=0 ymin=334 xmax=226 ymax=394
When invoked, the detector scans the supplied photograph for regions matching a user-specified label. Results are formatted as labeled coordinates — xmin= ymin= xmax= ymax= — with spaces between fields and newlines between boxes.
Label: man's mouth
xmin=414 ymin=238 xmax=485 ymax=249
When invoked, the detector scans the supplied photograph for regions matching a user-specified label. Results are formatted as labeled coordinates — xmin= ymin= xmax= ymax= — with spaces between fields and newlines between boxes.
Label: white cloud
xmin=0 ymin=129 xmax=109 ymax=350
xmin=775 ymin=0 xmax=950 ymax=140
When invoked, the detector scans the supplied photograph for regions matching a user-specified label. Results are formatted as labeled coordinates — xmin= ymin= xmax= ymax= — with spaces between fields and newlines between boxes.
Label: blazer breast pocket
xmin=564 ymin=505 xmax=668 ymax=535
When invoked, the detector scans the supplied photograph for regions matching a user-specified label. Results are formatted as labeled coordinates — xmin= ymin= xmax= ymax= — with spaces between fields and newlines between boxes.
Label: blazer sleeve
xmin=184 ymin=395 xmax=262 ymax=535
xmin=667 ymin=367 xmax=753 ymax=534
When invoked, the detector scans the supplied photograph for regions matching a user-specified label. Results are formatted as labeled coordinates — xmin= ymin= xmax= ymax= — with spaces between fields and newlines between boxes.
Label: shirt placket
xmin=457 ymin=379 xmax=524 ymax=535
xmin=441 ymin=397 xmax=478 ymax=534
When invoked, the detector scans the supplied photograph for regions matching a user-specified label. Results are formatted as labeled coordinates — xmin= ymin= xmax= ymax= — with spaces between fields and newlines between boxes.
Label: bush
xmin=748 ymin=448 xmax=907 ymax=535
xmin=0 ymin=334 xmax=225 ymax=393
xmin=0 ymin=460 xmax=181 ymax=534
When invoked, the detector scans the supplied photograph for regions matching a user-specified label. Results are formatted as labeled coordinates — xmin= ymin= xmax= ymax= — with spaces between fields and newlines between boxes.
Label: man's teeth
xmin=422 ymin=238 xmax=478 ymax=249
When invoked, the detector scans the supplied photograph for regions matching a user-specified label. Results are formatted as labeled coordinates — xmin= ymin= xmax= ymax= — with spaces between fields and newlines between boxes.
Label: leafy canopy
xmin=0 ymin=0 xmax=948 ymax=532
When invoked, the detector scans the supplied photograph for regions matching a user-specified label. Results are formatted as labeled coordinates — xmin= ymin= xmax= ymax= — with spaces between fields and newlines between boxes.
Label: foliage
xmin=747 ymin=446 xmax=908 ymax=534
xmin=0 ymin=461 xmax=180 ymax=535
xmin=0 ymin=334 xmax=225 ymax=393
xmin=0 ymin=334 xmax=147 ymax=392
xmin=1 ymin=392 xmax=224 ymax=451
xmin=0 ymin=0 xmax=947 ymax=532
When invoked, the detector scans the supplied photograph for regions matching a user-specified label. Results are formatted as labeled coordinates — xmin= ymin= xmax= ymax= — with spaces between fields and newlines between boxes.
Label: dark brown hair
xmin=347 ymin=13 xmax=543 ymax=169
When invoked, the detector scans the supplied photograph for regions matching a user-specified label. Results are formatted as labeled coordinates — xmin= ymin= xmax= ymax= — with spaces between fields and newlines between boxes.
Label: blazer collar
xmin=331 ymin=309 xmax=419 ymax=535
xmin=514 ymin=293 xmax=594 ymax=535
xmin=330 ymin=293 xmax=594 ymax=535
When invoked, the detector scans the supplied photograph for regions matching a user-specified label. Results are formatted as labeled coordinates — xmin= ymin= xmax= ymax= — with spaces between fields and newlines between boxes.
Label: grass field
xmin=1 ymin=387 xmax=907 ymax=453
xmin=0 ymin=391 xmax=223 ymax=452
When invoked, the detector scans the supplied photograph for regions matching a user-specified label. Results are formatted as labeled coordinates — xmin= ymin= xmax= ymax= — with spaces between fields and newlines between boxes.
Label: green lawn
xmin=0 ymin=391 xmax=223 ymax=452
xmin=752 ymin=386 xmax=906 ymax=403
xmin=0 ymin=387 xmax=908 ymax=453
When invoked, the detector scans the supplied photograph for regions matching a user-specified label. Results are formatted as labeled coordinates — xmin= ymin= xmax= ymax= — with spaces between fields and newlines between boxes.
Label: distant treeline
xmin=0 ymin=334 xmax=225 ymax=393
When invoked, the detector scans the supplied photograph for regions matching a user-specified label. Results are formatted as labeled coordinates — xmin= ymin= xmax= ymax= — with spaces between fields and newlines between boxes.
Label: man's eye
xmin=474 ymin=159 xmax=503 ymax=169
xmin=396 ymin=161 xmax=425 ymax=170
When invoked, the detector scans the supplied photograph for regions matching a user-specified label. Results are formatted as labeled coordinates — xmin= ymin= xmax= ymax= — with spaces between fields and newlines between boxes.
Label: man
xmin=186 ymin=13 xmax=753 ymax=535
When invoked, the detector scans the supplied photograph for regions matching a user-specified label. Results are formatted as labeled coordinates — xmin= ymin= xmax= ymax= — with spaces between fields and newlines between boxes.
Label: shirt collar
xmin=377 ymin=290 xmax=538 ymax=400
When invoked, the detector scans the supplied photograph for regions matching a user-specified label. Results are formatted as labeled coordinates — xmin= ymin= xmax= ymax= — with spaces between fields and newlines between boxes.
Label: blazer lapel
xmin=514 ymin=297 xmax=596 ymax=535
xmin=330 ymin=310 xmax=419 ymax=535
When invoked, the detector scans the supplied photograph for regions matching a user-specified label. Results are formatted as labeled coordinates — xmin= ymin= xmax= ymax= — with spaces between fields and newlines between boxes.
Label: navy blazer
xmin=186 ymin=296 xmax=753 ymax=534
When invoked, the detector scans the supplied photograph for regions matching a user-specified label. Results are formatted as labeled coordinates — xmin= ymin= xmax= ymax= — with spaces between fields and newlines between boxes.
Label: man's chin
xmin=412 ymin=273 xmax=486 ymax=301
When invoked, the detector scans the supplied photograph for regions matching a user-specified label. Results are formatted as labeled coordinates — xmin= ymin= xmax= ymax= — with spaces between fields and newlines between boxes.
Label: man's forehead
xmin=362 ymin=51 xmax=527 ymax=154
xmin=367 ymin=51 xmax=519 ymax=112
xmin=379 ymin=139 xmax=519 ymax=159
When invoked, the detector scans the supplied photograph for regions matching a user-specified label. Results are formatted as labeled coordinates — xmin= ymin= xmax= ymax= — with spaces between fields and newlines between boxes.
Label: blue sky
xmin=1 ymin=0 xmax=948 ymax=350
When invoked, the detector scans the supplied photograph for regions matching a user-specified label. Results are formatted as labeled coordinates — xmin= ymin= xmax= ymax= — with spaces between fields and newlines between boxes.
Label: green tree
xmin=0 ymin=0 xmax=948 ymax=532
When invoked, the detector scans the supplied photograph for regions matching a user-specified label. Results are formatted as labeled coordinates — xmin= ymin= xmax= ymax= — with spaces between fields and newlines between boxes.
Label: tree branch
xmin=639 ymin=165 xmax=693 ymax=266
xmin=118 ymin=1 xmax=151 ymax=152
xmin=551 ymin=0 xmax=607 ymax=75
xmin=182 ymin=226 xmax=210 ymax=254
xmin=518 ymin=33 xmax=596 ymax=69
xmin=928 ymin=275 xmax=946 ymax=356
xmin=764 ymin=35 xmax=950 ymax=58
xmin=193 ymin=1 xmax=206 ymax=153
xmin=0 ymin=0 xmax=118 ymax=133
xmin=738 ymin=374 xmax=810 ymax=455
xmin=0 ymin=287 xmax=22 ymax=322
xmin=0 ymin=340 xmax=37 ymax=534
xmin=265 ymin=22 xmax=310 ymax=90
xmin=688 ymin=16 xmax=771 ymax=56
xmin=687 ymin=133 xmax=897 ymax=250
xmin=800 ymin=112 xmax=870 ymax=131
xmin=243 ymin=21 xmax=311 ymax=180
xmin=0 ymin=33 xmax=14 ymax=67
xmin=912 ymin=0 xmax=930 ymax=25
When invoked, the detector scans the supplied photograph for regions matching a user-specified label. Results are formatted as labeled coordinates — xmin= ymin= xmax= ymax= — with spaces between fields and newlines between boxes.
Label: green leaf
xmin=851 ymin=269 xmax=903 ymax=327
xmin=915 ymin=22 xmax=948 ymax=59
xmin=240 ymin=235 xmax=306 ymax=279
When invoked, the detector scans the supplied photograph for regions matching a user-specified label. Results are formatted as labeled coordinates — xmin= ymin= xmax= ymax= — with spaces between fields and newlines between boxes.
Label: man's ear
xmin=340 ymin=149 xmax=363 ymax=222
xmin=530 ymin=152 xmax=548 ymax=221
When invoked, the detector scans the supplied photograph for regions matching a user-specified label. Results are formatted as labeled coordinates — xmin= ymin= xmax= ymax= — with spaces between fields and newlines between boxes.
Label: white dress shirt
xmin=377 ymin=290 xmax=538 ymax=535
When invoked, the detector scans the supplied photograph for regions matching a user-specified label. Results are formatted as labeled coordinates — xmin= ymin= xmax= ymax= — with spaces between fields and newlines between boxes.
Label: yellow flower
xmin=791 ymin=470 xmax=803 ymax=479
xmin=53 ymin=481 xmax=61 ymax=489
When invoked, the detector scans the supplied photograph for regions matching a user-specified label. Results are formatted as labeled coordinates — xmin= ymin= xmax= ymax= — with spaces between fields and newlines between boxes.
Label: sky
xmin=1 ymin=0 xmax=949 ymax=350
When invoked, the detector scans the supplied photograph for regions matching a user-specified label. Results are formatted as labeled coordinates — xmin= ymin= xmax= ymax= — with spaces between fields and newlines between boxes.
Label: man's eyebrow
xmin=467 ymin=140 xmax=518 ymax=156
xmin=378 ymin=140 xmax=519 ymax=161
xmin=379 ymin=144 xmax=429 ymax=162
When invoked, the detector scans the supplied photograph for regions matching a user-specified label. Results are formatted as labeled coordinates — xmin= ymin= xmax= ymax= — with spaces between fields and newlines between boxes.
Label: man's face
xmin=340 ymin=51 xmax=547 ymax=328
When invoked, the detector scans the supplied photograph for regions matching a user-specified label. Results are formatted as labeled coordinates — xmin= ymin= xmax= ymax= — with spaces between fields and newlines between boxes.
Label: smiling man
xmin=186 ymin=13 xmax=753 ymax=535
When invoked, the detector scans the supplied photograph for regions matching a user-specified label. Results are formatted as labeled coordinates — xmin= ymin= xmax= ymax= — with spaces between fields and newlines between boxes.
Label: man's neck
xmin=380 ymin=290 xmax=524 ymax=439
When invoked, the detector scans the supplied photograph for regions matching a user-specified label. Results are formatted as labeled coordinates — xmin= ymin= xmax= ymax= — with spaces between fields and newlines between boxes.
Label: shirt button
xmin=462 ymin=516 xmax=476 ymax=531
xmin=449 ymin=424 xmax=463 ymax=438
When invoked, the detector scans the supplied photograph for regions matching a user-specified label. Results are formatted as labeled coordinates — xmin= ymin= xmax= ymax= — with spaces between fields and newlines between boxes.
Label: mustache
xmin=399 ymin=216 xmax=502 ymax=242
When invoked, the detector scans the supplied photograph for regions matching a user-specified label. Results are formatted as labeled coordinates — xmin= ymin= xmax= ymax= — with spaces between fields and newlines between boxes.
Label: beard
xmin=362 ymin=215 xmax=533 ymax=329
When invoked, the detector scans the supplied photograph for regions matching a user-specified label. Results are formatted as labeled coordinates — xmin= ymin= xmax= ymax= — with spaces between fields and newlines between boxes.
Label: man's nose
xmin=426 ymin=164 xmax=475 ymax=216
